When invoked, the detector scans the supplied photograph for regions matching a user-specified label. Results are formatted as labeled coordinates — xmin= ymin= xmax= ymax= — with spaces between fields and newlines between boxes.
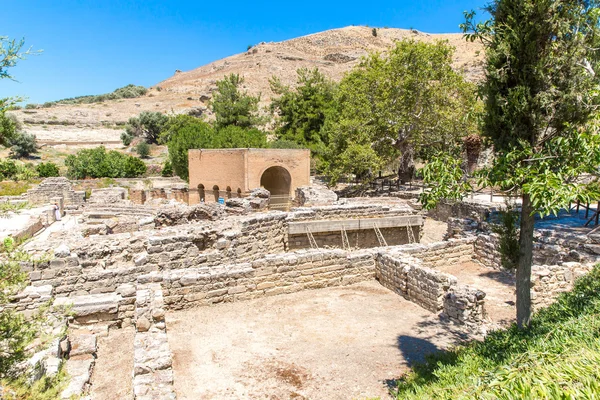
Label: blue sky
xmin=1 ymin=0 xmax=487 ymax=104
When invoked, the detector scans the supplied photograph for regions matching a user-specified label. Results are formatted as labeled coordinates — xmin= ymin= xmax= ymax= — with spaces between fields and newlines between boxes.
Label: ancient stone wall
xmin=288 ymin=203 xmax=415 ymax=221
xmin=288 ymin=226 xmax=421 ymax=250
xmin=157 ymin=249 xmax=377 ymax=309
xmin=26 ymin=177 xmax=85 ymax=207
xmin=428 ymin=199 xmax=502 ymax=223
xmin=530 ymin=262 xmax=594 ymax=310
xmin=395 ymin=238 xmax=476 ymax=268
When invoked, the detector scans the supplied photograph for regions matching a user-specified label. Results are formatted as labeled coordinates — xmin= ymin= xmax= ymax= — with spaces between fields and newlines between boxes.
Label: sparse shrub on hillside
xmin=247 ymin=44 xmax=253 ymax=51
xmin=144 ymin=164 xmax=162 ymax=177
xmin=35 ymin=162 xmax=60 ymax=178
xmin=136 ymin=141 xmax=150 ymax=158
xmin=65 ymin=146 xmax=146 ymax=179
xmin=9 ymin=132 xmax=37 ymax=158
xmin=24 ymin=103 xmax=38 ymax=110
xmin=0 ymin=112 xmax=19 ymax=147
xmin=41 ymin=84 xmax=148 ymax=107
xmin=372 ymin=28 xmax=377 ymax=37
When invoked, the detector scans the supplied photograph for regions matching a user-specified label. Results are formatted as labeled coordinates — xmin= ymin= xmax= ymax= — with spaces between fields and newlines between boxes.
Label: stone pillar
xmin=171 ymin=188 xmax=189 ymax=204
xmin=130 ymin=189 xmax=146 ymax=205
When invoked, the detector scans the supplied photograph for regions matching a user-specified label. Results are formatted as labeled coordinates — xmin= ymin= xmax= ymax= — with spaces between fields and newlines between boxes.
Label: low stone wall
xmin=473 ymin=234 xmax=503 ymax=270
xmin=157 ymin=249 xmax=377 ymax=309
xmin=428 ymin=199 xmax=502 ymax=223
xmin=288 ymin=203 xmax=416 ymax=222
xmin=375 ymin=245 xmax=486 ymax=325
xmin=530 ymin=262 xmax=594 ymax=310
xmin=133 ymin=283 xmax=176 ymax=399
xmin=396 ymin=238 xmax=476 ymax=268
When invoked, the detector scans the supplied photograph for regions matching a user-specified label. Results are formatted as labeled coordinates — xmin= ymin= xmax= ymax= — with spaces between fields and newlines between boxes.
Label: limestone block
xmin=69 ymin=334 xmax=97 ymax=357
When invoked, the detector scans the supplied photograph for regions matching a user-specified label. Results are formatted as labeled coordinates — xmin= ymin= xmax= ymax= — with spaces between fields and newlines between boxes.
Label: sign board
xmin=218 ymin=197 xmax=225 ymax=204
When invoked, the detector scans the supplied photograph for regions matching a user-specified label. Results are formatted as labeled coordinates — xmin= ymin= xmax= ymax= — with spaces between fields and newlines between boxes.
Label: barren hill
xmin=11 ymin=26 xmax=484 ymax=143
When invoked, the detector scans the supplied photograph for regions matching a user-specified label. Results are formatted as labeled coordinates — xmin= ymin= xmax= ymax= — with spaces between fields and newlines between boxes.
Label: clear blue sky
xmin=1 ymin=0 xmax=488 ymax=104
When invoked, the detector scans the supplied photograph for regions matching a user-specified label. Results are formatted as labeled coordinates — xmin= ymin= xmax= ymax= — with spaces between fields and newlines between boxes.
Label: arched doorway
xmin=260 ymin=166 xmax=291 ymax=210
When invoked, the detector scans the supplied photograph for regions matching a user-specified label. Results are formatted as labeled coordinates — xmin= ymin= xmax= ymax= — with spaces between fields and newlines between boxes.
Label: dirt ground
xmin=167 ymin=281 xmax=474 ymax=400
xmin=420 ymin=218 xmax=447 ymax=244
xmin=89 ymin=327 xmax=135 ymax=400
xmin=437 ymin=261 xmax=516 ymax=326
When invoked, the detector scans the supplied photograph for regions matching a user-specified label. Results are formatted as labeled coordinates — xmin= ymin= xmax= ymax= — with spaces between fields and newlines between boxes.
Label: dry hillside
xmin=10 ymin=26 xmax=484 ymax=143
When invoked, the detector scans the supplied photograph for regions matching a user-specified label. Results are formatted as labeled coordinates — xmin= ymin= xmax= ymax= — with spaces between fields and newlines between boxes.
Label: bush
xmin=120 ymin=131 xmax=133 ymax=146
xmin=0 ymin=159 xmax=18 ymax=180
xmin=35 ymin=162 xmax=60 ymax=178
xmin=41 ymin=84 xmax=147 ymax=107
xmin=161 ymin=160 xmax=173 ymax=177
xmin=372 ymin=28 xmax=378 ymax=37
xmin=136 ymin=141 xmax=150 ymax=158
xmin=144 ymin=164 xmax=162 ymax=177
xmin=9 ymin=132 xmax=37 ymax=158
xmin=65 ymin=147 xmax=147 ymax=179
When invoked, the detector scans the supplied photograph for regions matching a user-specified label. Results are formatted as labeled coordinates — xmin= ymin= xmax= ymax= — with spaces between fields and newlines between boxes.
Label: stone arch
xmin=260 ymin=166 xmax=292 ymax=210
xmin=212 ymin=185 xmax=220 ymax=202
xmin=198 ymin=184 xmax=205 ymax=202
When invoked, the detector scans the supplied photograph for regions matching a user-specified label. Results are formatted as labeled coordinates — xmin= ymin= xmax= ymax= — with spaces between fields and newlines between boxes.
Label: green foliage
xmin=135 ymin=141 xmax=150 ymax=158
xmin=211 ymin=125 xmax=267 ymax=149
xmin=419 ymin=153 xmax=472 ymax=210
xmin=268 ymin=139 xmax=305 ymax=149
xmin=125 ymin=111 xmax=168 ymax=144
xmin=0 ymin=111 xmax=19 ymax=147
xmin=161 ymin=159 xmax=173 ymax=177
xmin=372 ymin=28 xmax=377 ymax=37
xmin=0 ymin=201 xmax=29 ymax=218
xmin=41 ymin=84 xmax=147 ymax=107
xmin=0 ymin=159 xmax=18 ymax=180
xmin=167 ymin=119 xmax=214 ymax=181
xmin=120 ymin=131 xmax=133 ymax=146
xmin=35 ymin=162 xmax=59 ymax=178
xmin=2 ymin=367 xmax=69 ymax=400
xmin=323 ymin=39 xmax=479 ymax=183
xmin=395 ymin=265 xmax=600 ymax=399
xmin=65 ymin=146 xmax=147 ymax=179
xmin=9 ymin=132 xmax=37 ymax=158
xmin=165 ymin=116 xmax=267 ymax=180
xmin=492 ymin=204 xmax=520 ymax=270
xmin=211 ymin=74 xmax=263 ymax=130
xmin=270 ymin=68 xmax=335 ymax=154
xmin=1 ymin=36 xmax=38 ymax=81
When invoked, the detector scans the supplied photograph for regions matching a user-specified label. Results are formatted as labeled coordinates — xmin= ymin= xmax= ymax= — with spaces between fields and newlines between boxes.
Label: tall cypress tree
xmin=463 ymin=0 xmax=600 ymax=327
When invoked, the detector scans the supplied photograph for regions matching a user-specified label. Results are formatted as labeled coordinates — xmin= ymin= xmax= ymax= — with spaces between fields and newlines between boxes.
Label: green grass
xmin=1 ymin=367 xmax=69 ymax=400
xmin=394 ymin=265 xmax=600 ymax=399
xmin=0 ymin=181 xmax=31 ymax=196
xmin=0 ymin=201 xmax=30 ymax=217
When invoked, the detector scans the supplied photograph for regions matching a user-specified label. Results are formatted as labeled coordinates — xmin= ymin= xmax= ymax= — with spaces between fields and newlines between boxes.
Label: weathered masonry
xmin=188 ymin=148 xmax=310 ymax=206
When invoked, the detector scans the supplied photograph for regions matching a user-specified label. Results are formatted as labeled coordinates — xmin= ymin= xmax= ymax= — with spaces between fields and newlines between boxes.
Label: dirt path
xmin=167 ymin=281 xmax=474 ymax=400
xmin=437 ymin=261 xmax=516 ymax=325
xmin=420 ymin=218 xmax=447 ymax=244
xmin=89 ymin=327 xmax=135 ymax=400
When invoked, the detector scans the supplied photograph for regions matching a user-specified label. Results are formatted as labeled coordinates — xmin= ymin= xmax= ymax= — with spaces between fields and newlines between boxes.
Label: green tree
xmin=212 ymin=125 xmax=267 ymax=149
xmin=124 ymin=111 xmax=168 ymax=144
xmin=211 ymin=73 xmax=262 ymax=129
xmin=270 ymin=68 xmax=336 ymax=154
xmin=65 ymin=147 xmax=147 ymax=179
xmin=9 ymin=132 xmax=37 ymax=158
xmin=423 ymin=0 xmax=600 ymax=328
xmin=323 ymin=39 xmax=479 ymax=184
xmin=167 ymin=119 xmax=214 ymax=180
xmin=0 ymin=111 xmax=18 ymax=147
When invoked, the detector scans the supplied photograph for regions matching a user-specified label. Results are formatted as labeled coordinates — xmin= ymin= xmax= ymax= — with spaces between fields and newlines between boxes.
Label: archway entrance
xmin=260 ymin=166 xmax=291 ymax=211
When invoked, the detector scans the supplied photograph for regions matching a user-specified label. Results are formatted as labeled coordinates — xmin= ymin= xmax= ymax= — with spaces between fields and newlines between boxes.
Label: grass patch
xmin=0 ymin=181 xmax=31 ymax=196
xmin=0 ymin=202 xmax=30 ymax=218
xmin=1 ymin=367 xmax=69 ymax=400
xmin=394 ymin=265 xmax=600 ymax=399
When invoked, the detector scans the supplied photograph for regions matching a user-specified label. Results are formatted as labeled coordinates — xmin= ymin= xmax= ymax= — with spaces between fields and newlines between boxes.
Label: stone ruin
xmin=4 ymin=177 xmax=599 ymax=399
